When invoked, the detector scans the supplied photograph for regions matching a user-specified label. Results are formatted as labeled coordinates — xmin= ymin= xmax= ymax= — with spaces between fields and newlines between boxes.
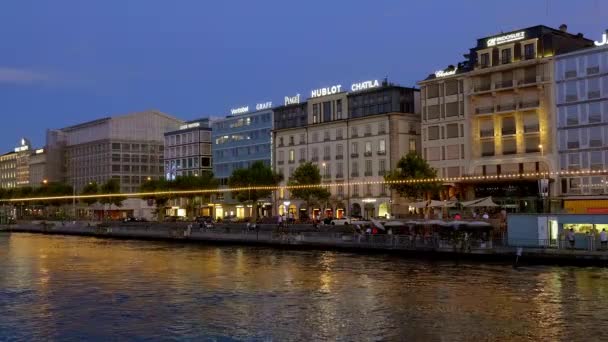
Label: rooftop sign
xmin=434 ymin=68 xmax=458 ymax=78
xmin=284 ymin=94 xmax=301 ymax=106
xmin=230 ymin=106 xmax=249 ymax=115
xmin=486 ymin=31 xmax=525 ymax=47
xmin=179 ymin=122 xmax=201 ymax=130
xmin=256 ymin=102 xmax=272 ymax=111
xmin=311 ymin=84 xmax=342 ymax=98
xmin=595 ymin=32 xmax=607 ymax=47
xmin=351 ymin=79 xmax=380 ymax=92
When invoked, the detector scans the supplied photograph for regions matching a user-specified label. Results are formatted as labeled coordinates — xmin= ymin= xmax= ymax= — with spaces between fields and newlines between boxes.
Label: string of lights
xmin=1 ymin=169 xmax=607 ymax=203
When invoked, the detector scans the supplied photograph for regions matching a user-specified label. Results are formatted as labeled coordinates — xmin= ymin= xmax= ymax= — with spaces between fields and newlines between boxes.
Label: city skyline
xmin=1 ymin=0 xmax=606 ymax=151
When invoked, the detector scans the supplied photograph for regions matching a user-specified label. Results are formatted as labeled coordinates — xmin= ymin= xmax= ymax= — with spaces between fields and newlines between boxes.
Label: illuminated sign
xmin=351 ymin=79 xmax=380 ymax=92
xmin=486 ymin=31 xmax=525 ymax=47
xmin=35 ymin=149 xmax=44 ymax=154
xmin=179 ymin=122 xmax=201 ymax=130
xmin=435 ymin=68 xmax=458 ymax=78
xmin=230 ymin=106 xmax=249 ymax=115
xmin=14 ymin=146 xmax=29 ymax=152
xmin=595 ymin=32 xmax=607 ymax=46
xmin=256 ymin=101 xmax=272 ymax=111
xmin=311 ymin=84 xmax=342 ymax=98
xmin=362 ymin=198 xmax=377 ymax=203
xmin=284 ymin=94 xmax=301 ymax=106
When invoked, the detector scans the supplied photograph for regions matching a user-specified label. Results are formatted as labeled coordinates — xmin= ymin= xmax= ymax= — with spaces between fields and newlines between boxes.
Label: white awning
xmin=461 ymin=196 xmax=499 ymax=207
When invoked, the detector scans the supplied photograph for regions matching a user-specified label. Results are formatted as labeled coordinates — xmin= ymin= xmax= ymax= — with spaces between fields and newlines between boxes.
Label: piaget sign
xmin=595 ymin=32 xmax=607 ymax=46
xmin=284 ymin=94 xmax=300 ymax=105
xmin=486 ymin=31 xmax=525 ymax=47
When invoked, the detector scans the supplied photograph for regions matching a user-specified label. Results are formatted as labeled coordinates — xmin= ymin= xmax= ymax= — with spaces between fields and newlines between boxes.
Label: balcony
xmin=351 ymin=133 xmax=358 ymax=138
xmin=377 ymin=150 xmax=386 ymax=156
xmin=323 ymin=174 xmax=331 ymax=180
xmin=335 ymin=173 xmax=344 ymax=179
xmin=474 ymin=83 xmax=492 ymax=93
xmin=587 ymin=66 xmax=600 ymax=75
xmin=519 ymin=100 xmax=540 ymax=109
xmin=351 ymin=172 xmax=359 ymax=177
xmin=565 ymin=70 xmax=577 ymax=79
xmin=524 ymin=124 xmax=540 ymax=133
xmin=378 ymin=130 xmax=386 ymax=135
xmin=475 ymin=106 xmax=494 ymax=115
xmin=497 ymin=103 xmax=516 ymax=112
xmin=298 ymin=159 xmax=306 ymax=163
xmin=364 ymin=171 xmax=373 ymax=177
xmin=323 ymin=155 xmax=331 ymax=161
xmin=525 ymin=146 xmax=541 ymax=153
xmin=350 ymin=153 xmax=359 ymax=158
xmin=311 ymin=156 xmax=319 ymax=162
xmin=481 ymin=150 xmax=495 ymax=157
xmin=364 ymin=132 xmax=372 ymax=137
xmin=495 ymin=80 xmax=514 ymax=89
xmin=324 ymin=137 xmax=331 ymax=142
xmin=378 ymin=170 xmax=387 ymax=176
xmin=480 ymin=129 xmax=494 ymax=138
xmin=588 ymin=91 xmax=601 ymax=99
xmin=501 ymin=128 xmax=516 ymax=136
xmin=335 ymin=155 xmax=343 ymax=160
xmin=277 ymin=160 xmax=284 ymax=165
xmin=520 ymin=75 xmax=539 ymax=86
xmin=364 ymin=151 xmax=372 ymax=157
xmin=288 ymin=160 xmax=295 ymax=164
xmin=502 ymin=149 xmax=517 ymax=155
xmin=288 ymin=141 xmax=294 ymax=146
xmin=567 ymin=141 xmax=580 ymax=149
xmin=278 ymin=143 xmax=284 ymax=147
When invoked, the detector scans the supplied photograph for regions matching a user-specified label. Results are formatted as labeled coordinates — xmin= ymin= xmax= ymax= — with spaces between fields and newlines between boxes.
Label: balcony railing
xmin=364 ymin=132 xmax=372 ymax=137
xmin=324 ymin=137 xmax=330 ymax=142
xmin=351 ymin=133 xmax=358 ymax=138
xmin=288 ymin=141 xmax=294 ymax=146
xmin=481 ymin=151 xmax=495 ymax=157
xmin=567 ymin=142 xmax=580 ymax=149
xmin=323 ymin=155 xmax=331 ymax=161
xmin=566 ymin=94 xmax=578 ymax=102
xmin=495 ymin=80 xmax=514 ymax=89
xmin=335 ymin=155 xmax=343 ymax=160
xmin=497 ymin=103 xmax=516 ymax=112
xmin=311 ymin=156 xmax=319 ymax=162
xmin=378 ymin=170 xmax=387 ymax=176
xmin=519 ymin=100 xmax=540 ymax=109
xmin=524 ymin=53 xmax=536 ymax=60
xmin=520 ymin=76 xmax=538 ymax=85
xmin=335 ymin=173 xmax=344 ymax=179
xmin=474 ymin=84 xmax=492 ymax=92
xmin=350 ymin=153 xmax=359 ymax=158
xmin=363 ymin=152 xmax=372 ymax=157
xmin=480 ymin=130 xmax=494 ymax=138
xmin=378 ymin=130 xmax=386 ymax=135
xmin=502 ymin=149 xmax=517 ymax=155
xmin=501 ymin=128 xmax=516 ymax=136
xmin=351 ymin=172 xmax=359 ymax=177
xmin=377 ymin=150 xmax=386 ymax=156
xmin=298 ymin=159 xmax=306 ymax=163
xmin=524 ymin=124 xmax=540 ymax=133
xmin=475 ymin=106 xmax=494 ymax=114
xmin=588 ymin=91 xmax=601 ymax=99
xmin=277 ymin=160 xmax=284 ymax=165
xmin=364 ymin=171 xmax=373 ymax=176
xmin=525 ymin=146 xmax=541 ymax=153
xmin=288 ymin=160 xmax=295 ymax=164
xmin=587 ymin=66 xmax=600 ymax=75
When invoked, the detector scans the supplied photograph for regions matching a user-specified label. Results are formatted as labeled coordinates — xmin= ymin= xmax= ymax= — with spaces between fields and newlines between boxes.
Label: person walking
xmin=277 ymin=214 xmax=283 ymax=229
xmin=482 ymin=212 xmax=489 ymax=220
xmin=568 ymin=228 xmax=576 ymax=249
xmin=600 ymin=229 xmax=607 ymax=250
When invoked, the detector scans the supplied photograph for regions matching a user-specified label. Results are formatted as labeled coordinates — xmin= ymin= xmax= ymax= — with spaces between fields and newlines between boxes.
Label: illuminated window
xmin=288 ymin=150 xmax=295 ymax=162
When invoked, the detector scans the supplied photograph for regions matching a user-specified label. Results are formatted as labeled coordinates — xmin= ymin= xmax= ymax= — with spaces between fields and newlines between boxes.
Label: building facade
xmin=554 ymin=37 xmax=608 ymax=213
xmin=163 ymin=118 xmax=212 ymax=180
xmin=211 ymin=107 xmax=273 ymax=219
xmin=28 ymin=148 xmax=47 ymax=187
xmin=49 ymin=110 xmax=182 ymax=219
xmin=419 ymin=25 xmax=593 ymax=211
xmin=274 ymin=81 xmax=420 ymax=220
xmin=0 ymin=152 xmax=17 ymax=189
xmin=0 ymin=138 xmax=39 ymax=189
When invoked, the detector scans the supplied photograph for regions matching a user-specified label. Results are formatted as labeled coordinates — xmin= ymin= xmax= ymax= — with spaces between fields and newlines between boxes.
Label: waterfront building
xmin=274 ymin=80 xmax=420 ymax=219
xmin=47 ymin=110 xmax=182 ymax=219
xmin=419 ymin=24 xmax=593 ymax=212
xmin=163 ymin=118 xmax=212 ymax=180
xmin=28 ymin=148 xmax=47 ymax=187
xmin=0 ymin=152 xmax=17 ymax=189
xmin=211 ymin=106 xmax=273 ymax=219
xmin=0 ymin=138 xmax=40 ymax=189
xmin=554 ymin=34 xmax=608 ymax=213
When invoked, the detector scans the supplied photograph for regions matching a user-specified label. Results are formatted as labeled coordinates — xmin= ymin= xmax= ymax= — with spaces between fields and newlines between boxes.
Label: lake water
xmin=1 ymin=233 xmax=607 ymax=341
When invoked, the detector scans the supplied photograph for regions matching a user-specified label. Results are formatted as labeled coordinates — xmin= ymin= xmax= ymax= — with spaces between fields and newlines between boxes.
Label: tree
xmin=173 ymin=172 xmax=218 ymax=219
xmin=384 ymin=151 xmax=440 ymax=200
xmin=140 ymin=178 xmax=171 ymax=221
xmin=228 ymin=161 xmax=282 ymax=221
xmin=288 ymin=162 xmax=330 ymax=218
xmin=81 ymin=182 xmax=99 ymax=206
xmin=99 ymin=179 xmax=123 ymax=219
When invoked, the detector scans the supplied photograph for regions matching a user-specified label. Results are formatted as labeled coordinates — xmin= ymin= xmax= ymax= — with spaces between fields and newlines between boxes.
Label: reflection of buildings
xmin=274 ymin=81 xmax=420 ymax=219
xmin=419 ymin=25 xmax=593 ymax=212
xmin=47 ymin=110 xmax=183 ymax=219
xmin=211 ymin=107 xmax=274 ymax=219
xmin=554 ymin=38 xmax=608 ymax=213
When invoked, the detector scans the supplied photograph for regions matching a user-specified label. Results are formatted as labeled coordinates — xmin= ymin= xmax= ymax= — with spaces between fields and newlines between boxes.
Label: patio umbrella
xmin=461 ymin=196 xmax=499 ymax=207
xmin=384 ymin=221 xmax=406 ymax=227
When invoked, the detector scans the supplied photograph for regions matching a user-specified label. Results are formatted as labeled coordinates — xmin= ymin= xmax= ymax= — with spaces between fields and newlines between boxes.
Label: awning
xmin=460 ymin=196 xmax=499 ymax=207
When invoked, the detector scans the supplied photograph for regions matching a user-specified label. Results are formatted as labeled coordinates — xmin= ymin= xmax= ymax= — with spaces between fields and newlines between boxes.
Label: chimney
xmin=559 ymin=24 xmax=568 ymax=32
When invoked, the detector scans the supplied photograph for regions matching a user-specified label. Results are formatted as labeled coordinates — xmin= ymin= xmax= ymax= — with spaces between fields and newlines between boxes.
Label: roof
xmin=61 ymin=110 xmax=182 ymax=132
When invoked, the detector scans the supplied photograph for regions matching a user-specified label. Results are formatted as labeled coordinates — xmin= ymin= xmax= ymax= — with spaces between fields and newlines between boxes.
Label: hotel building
xmin=554 ymin=36 xmax=608 ymax=213
xmin=211 ymin=106 xmax=274 ymax=219
xmin=274 ymin=81 xmax=420 ymax=219
xmin=163 ymin=118 xmax=212 ymax=180
xmin=0 ymin=138 xmax=40 ymax=189
xmin=419 ymin=25 xmax=593 ymax=211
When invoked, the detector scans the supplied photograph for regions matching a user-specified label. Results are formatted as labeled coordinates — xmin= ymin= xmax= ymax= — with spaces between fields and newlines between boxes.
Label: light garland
xmin=1 ymin=169 xmax=607 ymax=203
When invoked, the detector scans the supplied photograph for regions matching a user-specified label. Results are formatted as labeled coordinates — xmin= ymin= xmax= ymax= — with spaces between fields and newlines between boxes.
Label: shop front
xmin=508 ymin=214 xmax=608 ymax=248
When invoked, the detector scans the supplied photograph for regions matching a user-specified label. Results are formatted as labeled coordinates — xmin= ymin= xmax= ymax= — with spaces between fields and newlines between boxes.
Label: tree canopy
xmin=287 ymin=162 xmax=330 ymax=213
xmin=228 ymin=161 xmax=282 ymax=220
xmin=384 ymin=152 xmax=440 ymax=200
xmin=80 ymin=182 xmax=99 ymax=206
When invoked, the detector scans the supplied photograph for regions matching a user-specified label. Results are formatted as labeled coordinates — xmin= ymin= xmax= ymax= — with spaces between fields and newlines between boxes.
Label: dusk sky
xmin=0 ymin=0 xmax=606 ymax=151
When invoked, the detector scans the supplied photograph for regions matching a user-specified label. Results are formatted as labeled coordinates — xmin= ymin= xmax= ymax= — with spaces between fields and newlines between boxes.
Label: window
xmin=446 ymin=123 xmax=459 ymax=138
xmin=427 ymin=147 xmax=440 ymax=161
xmin=299 ymin=148 xmax=306 ymax=161
xmin=427 ymin=105 xmax=440 ymax=120
xmin=427 ymin=84 xmax=439 ymax=98
xmin=409 ymin=139 xmax=416 ymax=152
xmin=336 ymin=128 xmax=343 ymax=139
xmin=323 ymin=101 xmax=332 ymax=122
xmin=481 ymin=141 xmax=494 ymax=157
xmin=351 ymin=142 xmax=358 ymax=154
xmin=312 ymin=148 xmax=319 ymax=160
xmin=588 ymin=77 xmax=601 ymax=99
xmin=336 ymin=99 xmax=343 ymax=119
xmin=351 ymin=161 xmax=359 ymax=176
xmin=299 ymin=134 xmax=305 ymax=144
xmin=336 ymin=162 xmax=343 ymax=177
xmin=501 ymin=48 xmax=512 ymax=64
xmin=379 ymin=159 xmax=386 ymax=172
xmin=589 ymin=103 xmax=602 ymax=123
xmin=353 ymin=184 xmax=359 ymax=196
xmin=445 ymin=102 xmax=459 ymax=117
xmin=567 ymin=130 xmax=580 ymax=149
xmin=365 ymin=125 xmax=372 ymax=136
xmin=568 ymin=153 xmax=581 ymax=170
xmin=566 ymin=105 xmax=579 ymax=126
xmin=523 ymin=113 xmax=540 ymax=133
xmin=587 ymin=53 xmax=600 ymax=75
xmin=289 ymin=136 xmax=294 ymax=145
xmin=589 ymin=126 xmax=603 ymax=147
xmin=378 ymin=139 xmax=386 ymax=153
xmin=445 ymin=80 xmax=459 ymax=96
xmin=525 ymin=136 xmax=540 ymax=153
xmin=312 ymin=132 xmax=319 ymax=142
xmin=351 ymin=127 xmax=358 ymax=137
xmin=502 ymin=138 xmax=517 ymax=155
xmin=502 ymin=117 xmax=516 ymax=135
xmin=428 ymin=126 xmax=440 ymax=140
xmin=565 ymin=81 xmax=578 ymax=102
xmin=480 ymin=53 xmax=490 ymax=67
xmin=524 ymin=43 xmax=535 ymax=59
xmin=289 ymin=150 xmax=295 ymax=162
xmin=446 ymin=144 xmax=459 ymax=159
xmin=591 ymin=151 xmax=603 ymax=170
xmin=324 ymin=130 xmax=330 ymax=141
xmin=336 ymin=144 xmax=343 ymax=157
xmin=337 ymin=185 xmax=344 ymax=196
xmin=279 ymin=137 xmax=284 ymax=146
xmin=365 ymin=160 xmax=372 ymax=174
xmin=313 ymin=104 xmax=319 ymax=123
xmin=364 ymin=142 xmax=372 ymax=155
xmin=378 ymin=123 xmax=386 ymax=134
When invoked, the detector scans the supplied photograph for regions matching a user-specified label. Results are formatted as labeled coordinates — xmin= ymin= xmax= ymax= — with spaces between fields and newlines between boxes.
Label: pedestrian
xmin=601 ymin=229 xmax=607 ymax=250
xmin=277 ymin=214 xmax=283 ymax=229
xmin=568 ymin=228 xmax=576 ymax=249
xmin=472 ymin=211 xmax=478 ymax=219
xmin=454 ymin=213 xmax=461 ymax=220
xmin=288 ymin=211 xmax=294 ymax=224
xmin=482 ymin=212 xmax=489 ymax=220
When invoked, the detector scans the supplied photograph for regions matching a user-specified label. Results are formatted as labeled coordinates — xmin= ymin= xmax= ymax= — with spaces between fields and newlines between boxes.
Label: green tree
xmin=228 ymin=161 xmax=282 ymax=221
xmin=384 ymin=151 xmax=440 ymax=200
xmin=287 ymin=162 xmax=330 ymax=218
xmin=173 ymin=172 xmax=218 ymax=219
xmin=99 ymin=179 xmax=123 ymax=219
xmin=81 ymin=182 xmax=99 ymax=206
xmin=140 ymin=178 xmax=171 ymax=221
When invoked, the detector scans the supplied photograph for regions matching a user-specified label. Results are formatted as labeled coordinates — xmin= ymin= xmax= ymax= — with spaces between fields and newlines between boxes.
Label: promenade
xmin=3 ymin=221 xmax=608 ymax=266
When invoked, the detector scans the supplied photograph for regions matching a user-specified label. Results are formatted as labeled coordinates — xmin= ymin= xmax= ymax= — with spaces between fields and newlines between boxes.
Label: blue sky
xmin=0 ymin=0 xmax=606 ymax=150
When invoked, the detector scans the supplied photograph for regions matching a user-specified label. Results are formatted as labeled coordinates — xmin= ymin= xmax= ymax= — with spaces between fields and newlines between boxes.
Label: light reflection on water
xmin=1 ymin=233 xmax=608 ymax=341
